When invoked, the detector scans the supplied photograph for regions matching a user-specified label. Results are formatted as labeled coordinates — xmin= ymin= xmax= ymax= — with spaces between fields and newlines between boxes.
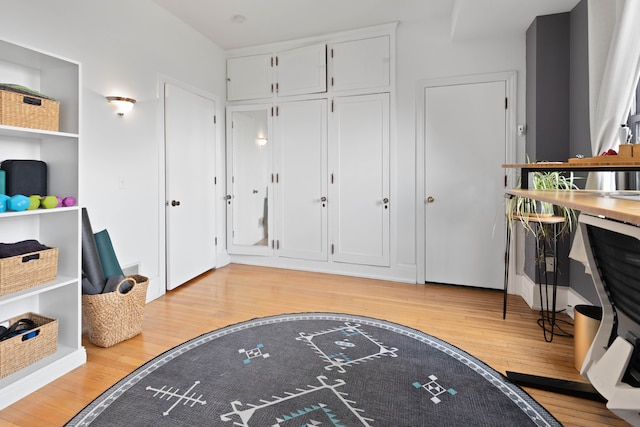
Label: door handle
xmin=225 ymin=194 xmax=232 ymax=200
xmin=320 ymin=196 xmax=327 ymax=202
xmin=427 ymin=196 xmax=435 ymax=203
xmin=382 ymin=197 xmax=389 ymax=204
xmin=171 ymin=200 xmax=181 ymax=206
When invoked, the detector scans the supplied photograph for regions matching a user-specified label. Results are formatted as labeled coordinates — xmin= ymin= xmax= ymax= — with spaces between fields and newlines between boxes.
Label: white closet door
xmin=275 ymin=99 xmax=328 ymax=260
xmin=330 ymin=93 xmax=390 ymax=266
xmin=276 ymin=43 xmax=327 ymax=97
xmin=331 ymin=35 xmax=390 ymax=93
xmin=227 ymin=53 xmax=273 ymax=101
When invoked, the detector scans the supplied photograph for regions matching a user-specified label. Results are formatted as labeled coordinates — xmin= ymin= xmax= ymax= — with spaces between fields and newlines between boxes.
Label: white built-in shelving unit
xmin=0 ymin=38 xmax=85 ymax=409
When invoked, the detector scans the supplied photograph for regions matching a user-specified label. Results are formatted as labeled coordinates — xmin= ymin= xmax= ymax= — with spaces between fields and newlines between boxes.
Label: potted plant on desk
xmin=506 ymin=169 xmax=579 ymax=242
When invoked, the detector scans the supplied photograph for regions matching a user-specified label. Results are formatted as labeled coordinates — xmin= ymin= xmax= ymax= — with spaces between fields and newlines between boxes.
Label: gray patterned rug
xmin=66 ymin=313 xmax=561 ymax=426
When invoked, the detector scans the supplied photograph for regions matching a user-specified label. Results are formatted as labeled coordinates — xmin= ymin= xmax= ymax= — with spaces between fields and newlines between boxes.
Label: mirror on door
xmin=230 ymin=109 xmax=270 ymax=247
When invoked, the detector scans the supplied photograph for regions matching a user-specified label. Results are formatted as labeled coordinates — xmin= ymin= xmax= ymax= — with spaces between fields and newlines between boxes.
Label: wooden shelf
xmin=506 ymin=189 xmax=640 ymax=225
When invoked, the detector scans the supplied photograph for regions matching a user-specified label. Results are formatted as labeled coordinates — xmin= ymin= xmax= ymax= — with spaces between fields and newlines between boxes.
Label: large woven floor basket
xmin=82 ymin=274 xmax=148 ymax=348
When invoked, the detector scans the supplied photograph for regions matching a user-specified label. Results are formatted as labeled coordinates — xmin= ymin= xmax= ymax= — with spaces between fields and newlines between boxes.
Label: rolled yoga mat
xmin=94 ymin=229 xmax=124 ymax=279
xmin=82 ymin=208 xmax=105 ymax=292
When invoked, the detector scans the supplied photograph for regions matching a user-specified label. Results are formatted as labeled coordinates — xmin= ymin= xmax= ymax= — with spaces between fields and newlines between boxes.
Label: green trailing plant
xmin=506 ymin=168 xmax=580 ymax=265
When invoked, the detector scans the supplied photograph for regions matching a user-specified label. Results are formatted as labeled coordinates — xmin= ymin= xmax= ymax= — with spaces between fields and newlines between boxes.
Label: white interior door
xmin=165 ymin=83 xmax=216 ymax=290
xmin=424 ymin=81 xmax=506 ymax=289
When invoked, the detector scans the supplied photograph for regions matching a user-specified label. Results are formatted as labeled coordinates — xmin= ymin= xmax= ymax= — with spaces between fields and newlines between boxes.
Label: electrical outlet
xmin=118 ymin=175 xmax=128 ymax=189
xmin=545 ymin=257 xmax=554 ymax=272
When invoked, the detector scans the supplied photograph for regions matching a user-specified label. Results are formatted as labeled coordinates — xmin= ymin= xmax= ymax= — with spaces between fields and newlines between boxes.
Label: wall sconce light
xmin=257 ymin=137 xmax=268 ymax=146
xmin=106 ymin=96 xmax=136 ymax=116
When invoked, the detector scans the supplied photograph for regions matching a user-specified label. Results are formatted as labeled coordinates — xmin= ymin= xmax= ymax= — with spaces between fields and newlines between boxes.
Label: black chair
xmin=579 ymin=213 xmax=640 ymax=426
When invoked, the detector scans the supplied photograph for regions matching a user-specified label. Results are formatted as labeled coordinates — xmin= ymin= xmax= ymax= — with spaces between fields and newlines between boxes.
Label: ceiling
xmin=152 ymin=0 xmax=581 ymax=51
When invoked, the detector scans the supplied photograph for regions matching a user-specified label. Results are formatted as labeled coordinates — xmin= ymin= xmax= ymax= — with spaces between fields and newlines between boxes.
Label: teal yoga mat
xmin=82 ymin=208 xmax=105 ymax=292
xmin=94 ymin=229 xmax=124 ymax=279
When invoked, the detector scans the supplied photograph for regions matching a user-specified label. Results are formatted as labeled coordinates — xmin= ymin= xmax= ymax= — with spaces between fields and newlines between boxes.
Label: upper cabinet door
xmin=276 ymin=43 xmax=327 ymax=97
xmin=330 ymin=35 xmax=390 ymax=93
xmin=227 ymin=53 xmax=273 ymax=101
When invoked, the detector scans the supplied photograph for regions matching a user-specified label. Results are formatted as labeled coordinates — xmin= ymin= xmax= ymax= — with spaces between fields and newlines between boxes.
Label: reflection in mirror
xmin=231 ymin=110 xmax=269 ymax=246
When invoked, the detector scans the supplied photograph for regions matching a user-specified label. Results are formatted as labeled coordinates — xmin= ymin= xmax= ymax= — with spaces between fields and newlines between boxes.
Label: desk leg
xmin=506 ymin=371 xmax=605 ymax=402
xmin=503 ymin=220 xmax=511 ymax=319
xmin=536 ymin=222 xmax=559 ymax=342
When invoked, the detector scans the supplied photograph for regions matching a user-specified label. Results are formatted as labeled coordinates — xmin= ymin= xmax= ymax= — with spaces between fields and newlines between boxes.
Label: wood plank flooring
xmin=0 ymin=264 xmax=630 ymax=426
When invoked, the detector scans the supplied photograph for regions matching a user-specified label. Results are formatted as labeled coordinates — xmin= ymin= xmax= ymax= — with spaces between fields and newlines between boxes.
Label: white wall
xmin=0 ymin=0 xmax=227 ymax=300
xmin=0 ymin=1 xmax=529 ymax=290
xmin=394 ymin=20 xmax=527 ymax=268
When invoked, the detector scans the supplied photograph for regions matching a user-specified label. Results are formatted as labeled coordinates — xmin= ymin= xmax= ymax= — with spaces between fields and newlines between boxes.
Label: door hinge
xmin=505 ymin=97 xmax=508 ymax=109
xmin=271 ymin=106 xmax=275 ymax=116
xmin=276 ymin=106 xmax=279 ymax=116
xmin=213 ymin=115 xmax=217 ymax=124
xmin=271 ymin=56 xmax=274 ymax=67
xmin=277 ymin=240 xmax=280 ymax=250
xmin=331 ymin=244 xmax=334 ymax=254
xmin=271 ymin=240 xmax=275 ymax=249
xmin=331 ymin=77 xmax=334 ymax=87
xmin=271 ymin=173 xmax=274 ymax=183
xmin=331 ymin=48 xmax=334 ymax=58
xmin=215 ymin=237 xmax=218 ymax=246
xmin=276 ymin=82 xmax=279 ymax=93
xmin=214 ymin=176 xmax=217 ymax=185
xmin=275 ymin=56 xmax=279 ymax=66
xmin=271 ymin=83 xmax=274 ymax=93
xmin=504 ymin=175 xmax=507 ymax=187
xmin=331 ymin=173 xmax=334 ymax=184
xmin=331 ymin=99 xmax=334 ymax=112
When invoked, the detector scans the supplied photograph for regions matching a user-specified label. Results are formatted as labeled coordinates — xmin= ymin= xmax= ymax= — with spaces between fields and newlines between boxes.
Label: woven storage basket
xmin=0 ymin=248 xmax=58 ymax=296
xmin=0 ymin=88 xmax=60 ymax=131
xmin=82 ymin=274 xmax=148 ymax=348
xmin=0 ymin=312 xmax=58 ymax=378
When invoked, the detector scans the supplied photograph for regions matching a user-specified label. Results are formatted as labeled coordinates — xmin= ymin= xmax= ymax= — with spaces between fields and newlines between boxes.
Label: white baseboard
xmin=516 ymin=273 xmax=593 ymax=319
xmin=229 ymin=255 xmax=417 ymax=283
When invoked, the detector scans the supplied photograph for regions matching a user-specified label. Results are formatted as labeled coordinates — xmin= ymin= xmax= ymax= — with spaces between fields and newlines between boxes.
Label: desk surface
xmin=503 ymin=162 xmax=640 ymax=169
xmin=506 ymin=189 xmax=640 ymax=225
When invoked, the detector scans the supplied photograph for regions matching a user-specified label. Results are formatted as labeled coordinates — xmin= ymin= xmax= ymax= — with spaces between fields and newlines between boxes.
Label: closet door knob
xmin=427 ymin=196 xmax=435 ymax=203
xmin=171 ymin=200 xmax=181 ymax=206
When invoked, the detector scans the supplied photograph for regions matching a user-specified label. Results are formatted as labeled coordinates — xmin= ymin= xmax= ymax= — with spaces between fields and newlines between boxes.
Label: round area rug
xmin=66 ymin=313 xmax=561 ymax=426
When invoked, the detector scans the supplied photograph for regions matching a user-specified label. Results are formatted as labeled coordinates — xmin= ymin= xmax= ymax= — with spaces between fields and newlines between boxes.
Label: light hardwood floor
xmin=0 ymin=264 xmax=630 ymax=426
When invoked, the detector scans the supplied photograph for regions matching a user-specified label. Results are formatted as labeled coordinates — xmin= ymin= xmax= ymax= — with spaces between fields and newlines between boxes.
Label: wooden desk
xmin=503 ymin=162 xmax=640 ymax=189
xmin=506 ymin=189 xmax=640 ymax=224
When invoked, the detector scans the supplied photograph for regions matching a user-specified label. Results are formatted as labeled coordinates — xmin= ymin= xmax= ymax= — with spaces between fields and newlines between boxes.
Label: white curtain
xmin=586 ymin=0 xmax=640 ymax=190
xmin=571 ymin=0 xmax=640 ymax=267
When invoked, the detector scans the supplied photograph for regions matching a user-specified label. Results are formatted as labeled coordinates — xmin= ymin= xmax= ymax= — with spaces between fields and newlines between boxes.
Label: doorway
xmin=417 ymin=73 xmax=516 ymax=289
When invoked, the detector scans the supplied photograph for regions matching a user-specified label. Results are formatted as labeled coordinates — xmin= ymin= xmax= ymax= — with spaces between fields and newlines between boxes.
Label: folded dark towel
xmin=0 ymin=239 xmax=49 ymax=259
